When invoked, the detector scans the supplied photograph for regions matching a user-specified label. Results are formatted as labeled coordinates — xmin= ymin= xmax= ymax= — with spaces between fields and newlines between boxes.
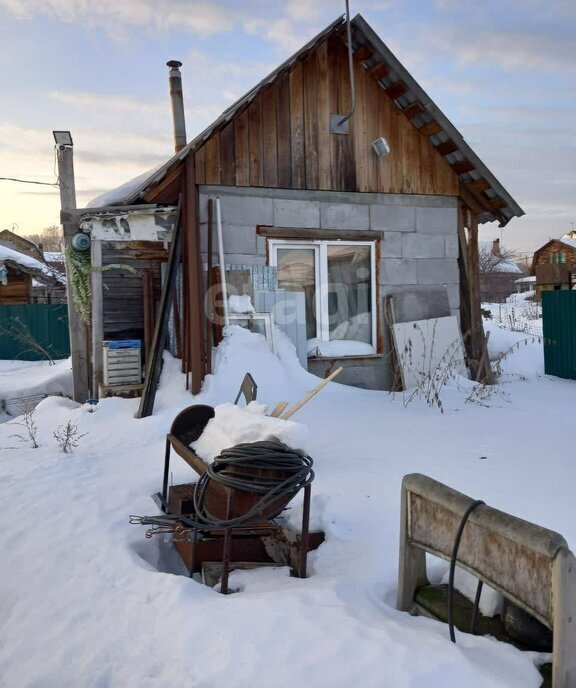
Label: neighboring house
xmin=67 ymin=14 xmax=523 ymax=392
xmin=514 ymin=275 xmax=536 ymax=294
xmin=0 ymin=244 xmax=66 ymax=305
xmin=530 ymin=235 xmax=576 ymax=299
xmin=479 ymin=238 xmax=522 ymax=302
xmin=0 ymin=229 xmax=44 ymax=263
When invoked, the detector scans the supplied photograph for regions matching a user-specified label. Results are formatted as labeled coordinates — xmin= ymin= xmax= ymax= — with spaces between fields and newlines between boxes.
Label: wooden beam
xmin=183 ymin=157 xmax=206 ymax=394
xmin=136 ymin=199 xmax=182 ymax=418
xmin=61 ymin=204 xmax=161 ymax=223
xmin=368 ymin=63 xmax=389 ymax=82
xmin=257 ymin=226 xmax=383 ymax=242
xmin=451 ymin=160 xmax=475 ymax=175
xmin=459 ymin=182 xmax=487 ymax=216
xmin=435 ymin=140 xmax=458 ymax=156
xmin=91 ymin=239 xmax=103 ymax=396
xmin=464 ymin=179 xmax=491 ymax=193
xmin=489 ymin=197 xmax=507 ymax=210
xmin=143 ymin=165 xmax=182 ymax=203
xmin=354 ymin=45 xmax=373 ymax=62
xmin=385 ymin=82 xmax=408 ymax=100
xmin=467 ymin=209 xmax=480 ymax=337
xmin=403 ymin=102 xmax=423 ymax=119
xmin=418 ymin=121 xmax=442 ymax=138
xmin=466 ymin=210 xmax=491 ymax=383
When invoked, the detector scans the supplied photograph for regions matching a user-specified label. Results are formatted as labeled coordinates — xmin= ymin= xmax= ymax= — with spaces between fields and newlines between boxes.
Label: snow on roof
xmin=0 ymin=244 xmax=66 ymax=284
xmin=514 ymin=275 xmax=536 ymax=284
xmin=88 ymin=165 xmax=164 ymax=207
xmin=559 ymin=237 xmax=576 ymax=250
xmin=494 ymin=260 xmax=522 ymax=274
xmin=43 ymin=251 xmax=64 ymax=262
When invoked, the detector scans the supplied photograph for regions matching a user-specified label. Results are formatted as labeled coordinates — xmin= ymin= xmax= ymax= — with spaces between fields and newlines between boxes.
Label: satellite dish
xmin=71 ymin=232 xmax=91 ymax=252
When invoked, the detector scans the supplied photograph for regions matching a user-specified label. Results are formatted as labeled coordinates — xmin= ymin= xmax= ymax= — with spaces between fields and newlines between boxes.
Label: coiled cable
xmin=130 ymin=439 xmax=314 ymax=533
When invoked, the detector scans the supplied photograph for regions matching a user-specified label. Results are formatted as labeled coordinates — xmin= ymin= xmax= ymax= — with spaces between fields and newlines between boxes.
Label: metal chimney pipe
xmin=167 ymin=60 xmax=187 ymax=153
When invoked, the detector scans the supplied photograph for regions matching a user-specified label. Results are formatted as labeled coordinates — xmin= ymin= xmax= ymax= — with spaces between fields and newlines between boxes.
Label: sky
xmin=0 ymin=0 xmax=574 ymax=257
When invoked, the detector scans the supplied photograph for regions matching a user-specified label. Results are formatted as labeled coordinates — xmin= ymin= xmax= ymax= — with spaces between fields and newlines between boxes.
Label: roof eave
xmin=121 ymin=15 xmax=347 ymax=206
xmin=351 ymin=14 xmax=524 ymax=226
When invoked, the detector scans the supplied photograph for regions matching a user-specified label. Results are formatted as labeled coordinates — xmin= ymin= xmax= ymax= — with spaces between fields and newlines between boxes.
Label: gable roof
xmin=534 ymin=237 xmax=576 ymax=256
xmin=95 ymin=14 xmax=522 ymax=226
xmin=0 ymin=229 xmax=44 ymax=262
xmin=0 ymin=244 xmax=66 ymax=286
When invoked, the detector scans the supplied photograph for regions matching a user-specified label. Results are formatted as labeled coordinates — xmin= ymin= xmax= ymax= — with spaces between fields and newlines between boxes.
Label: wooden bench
xmin=397 ymin=473 xmax=576 ymax=688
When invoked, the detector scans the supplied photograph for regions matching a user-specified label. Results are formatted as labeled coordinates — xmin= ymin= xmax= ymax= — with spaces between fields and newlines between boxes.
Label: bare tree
xmin=22 ymin=225 xmax=63 ymax=253
xmin=479 ymin=242 xmax=522 ymax=274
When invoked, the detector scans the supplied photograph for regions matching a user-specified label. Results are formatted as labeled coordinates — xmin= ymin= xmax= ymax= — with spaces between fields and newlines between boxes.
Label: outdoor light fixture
xmin=52 ymin=131 xmax=73 ymax=146
xmin=372 ymin=137 xmax=391 ymax=157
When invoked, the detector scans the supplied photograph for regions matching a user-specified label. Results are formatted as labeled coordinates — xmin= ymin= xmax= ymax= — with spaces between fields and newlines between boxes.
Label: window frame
xmin=269 ymin=238 xmax=378 ymax=352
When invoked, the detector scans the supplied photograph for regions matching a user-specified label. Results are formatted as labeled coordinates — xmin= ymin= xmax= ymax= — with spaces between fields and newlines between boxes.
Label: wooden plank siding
xmin=101 ymin=243 xmax=163 ymax=339
xmin=0 ymin=269 xmax=31 ymax=305
xmin=192 ymin=35 xmax=458 ymax=197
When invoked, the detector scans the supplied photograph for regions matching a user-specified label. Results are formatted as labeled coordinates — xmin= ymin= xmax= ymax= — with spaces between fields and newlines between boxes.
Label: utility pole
xmin=53 ymin=131 xmax=89 ymax=402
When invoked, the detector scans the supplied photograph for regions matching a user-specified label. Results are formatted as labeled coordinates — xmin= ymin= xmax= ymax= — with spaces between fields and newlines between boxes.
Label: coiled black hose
xmin=131 ymin=440 xmax=314 ymax=533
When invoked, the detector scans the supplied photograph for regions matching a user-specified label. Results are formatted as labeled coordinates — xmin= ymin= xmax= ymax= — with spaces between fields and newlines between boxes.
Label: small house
xmin=0 ymin=243 xmax=65 ymax=305
xmin=531 ymin=236 xmax=576 ymax=299
xmin=65 ymin=14 xmax=523 ymax=396
xmin=479 ymin=239 xmax=522 ymax=302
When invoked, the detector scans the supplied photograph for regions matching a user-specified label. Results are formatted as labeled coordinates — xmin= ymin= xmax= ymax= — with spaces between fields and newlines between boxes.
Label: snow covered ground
xmin=0 ymin=324 xmax=574 ymax=687
xmin=0 ymin=358 xmax=72 ymax=420
xmin=484 ymin=291 xmax=543 ymax=337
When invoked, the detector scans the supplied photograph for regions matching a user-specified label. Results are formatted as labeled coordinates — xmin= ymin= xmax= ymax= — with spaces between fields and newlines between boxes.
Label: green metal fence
xmin=542 ymin=291 xmax=576 ymax=380
xmin=0 ymin=304 xmax=70 ymax=361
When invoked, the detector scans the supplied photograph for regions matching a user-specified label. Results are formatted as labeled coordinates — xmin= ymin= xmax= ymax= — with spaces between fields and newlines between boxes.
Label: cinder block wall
xmin=199 ymin=185 xmax=459 ymax=390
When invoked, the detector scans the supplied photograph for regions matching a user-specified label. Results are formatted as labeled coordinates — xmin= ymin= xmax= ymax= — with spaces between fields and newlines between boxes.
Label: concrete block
xmin=380 ymin=258 xmax=418 ymax=286
xmin=371 ymin=205 xmax=416 ymax=233
xmin=199 ymin=222 xmax=209 ymax=254
xmin=273 ymin=199 xmax=320 ymax=228
xmin=445 ymin=234 xmax=460 ymax=259
xmin=222 ymin=224 xmax=257 ymax=255
xmin=256 ymin=234 xmax=267 ymax=257
xmin=402 ymin=234 xmax=445 ymax=259
xmin=320 ymin=203 xmax=370 ymax=230
xmin=198 ymin=195 xmax=210 ymax=224
xmin=382 ymin=231 xmax=402 ymax=258
xmin=416 ymin=258 xmax=459 ymax=285
xmin=223 ymin=253 xmax=266 ymax=267
xmin=446 ymin=283 xmax=460 ymax=311
xmin=219 ymin=194 xmax=274 ymax=226
xmin=416 ymin=206 xmax=457 ymax=234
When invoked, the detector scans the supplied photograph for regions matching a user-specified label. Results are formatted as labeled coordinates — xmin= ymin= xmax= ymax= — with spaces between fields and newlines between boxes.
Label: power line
xmin=0 ymin=176 xmax=61 ymax=188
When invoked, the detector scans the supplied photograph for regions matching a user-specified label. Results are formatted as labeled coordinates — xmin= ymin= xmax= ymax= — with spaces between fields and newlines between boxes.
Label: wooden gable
xmin=0 ymin=266 xmax=32 ymax=305
xmin=531 ymin=240 xmax=576 ymax=275
xmin=189 ymin=34 xmax=459 ymax=197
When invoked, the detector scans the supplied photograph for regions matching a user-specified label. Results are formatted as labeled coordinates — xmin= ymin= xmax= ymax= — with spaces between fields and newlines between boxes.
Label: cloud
xmin=49 ymin=91 xmax=166 ymax=115
xmin=0 ymin=0 xmax=236 ymax=37
xmin=439 ymin=26 xmax=575 ymax=72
